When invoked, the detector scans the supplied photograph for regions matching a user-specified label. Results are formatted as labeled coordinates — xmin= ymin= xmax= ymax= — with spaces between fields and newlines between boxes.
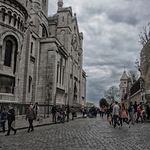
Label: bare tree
xmin=104 ymin=86 xmax=120 ymax=104
xmin=128 ymin=70 xmax=139 ymax=84
xmin=139 ymin=22 xmax=150 ymax=47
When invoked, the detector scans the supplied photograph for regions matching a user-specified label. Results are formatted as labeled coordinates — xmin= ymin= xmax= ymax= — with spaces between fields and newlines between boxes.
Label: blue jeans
xmin=113 ymin=115 xmax=120 ymax=128
xmin=61 ymin=114 xmax=65 ymax=123
xmin=52 ymin=113 xmax=56 ymax=123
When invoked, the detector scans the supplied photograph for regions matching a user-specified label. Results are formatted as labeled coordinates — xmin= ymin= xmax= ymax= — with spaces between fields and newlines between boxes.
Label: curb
xmin=0 ymin=116 xmax=83 ymax=132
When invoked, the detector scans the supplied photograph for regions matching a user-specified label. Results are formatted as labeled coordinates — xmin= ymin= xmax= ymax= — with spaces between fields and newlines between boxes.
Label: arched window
xmin=42 ymin=24 xmax=48 ymax=37
xmin=8 ymin=11 xmax=12 ymax=24
xmin=60 ymin=58 xmax=63 ymax=84
xmin=57 ymin=63 xmax=59 ymax=83
xmin=3 ymin=36 xmax=18 ymax=73
xmin=28 ymin=76 xmax=32 ymax=93
xmin=13 ymin=14 xmax=17 ymax=26
xmin=17 ymin=17 xmax=20 ymax=29
xmin=4 ymin=40 xmax=13 ymax=67
xmin=26 ymin=0 xmax=28 ymax=7
xmin=1 ymin=8 xmax=6 ymax=22
xmin=30 ymin=42 xmax=33 ymax=54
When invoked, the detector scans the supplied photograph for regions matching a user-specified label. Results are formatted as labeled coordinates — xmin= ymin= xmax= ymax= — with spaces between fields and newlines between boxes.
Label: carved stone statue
xmin=71 ymin=34 xmax=77 ymax=50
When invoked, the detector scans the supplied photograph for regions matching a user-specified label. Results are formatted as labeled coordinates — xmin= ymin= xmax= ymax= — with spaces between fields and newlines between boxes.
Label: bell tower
xmin=119 ymin=71 xmax=129 ymax=102
xmin=58 ymin=0 xmax=63 ymax=10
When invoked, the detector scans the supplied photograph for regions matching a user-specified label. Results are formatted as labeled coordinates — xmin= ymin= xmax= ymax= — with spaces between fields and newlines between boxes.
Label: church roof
xmin=120 ymin=71 xmax=128 ymax=81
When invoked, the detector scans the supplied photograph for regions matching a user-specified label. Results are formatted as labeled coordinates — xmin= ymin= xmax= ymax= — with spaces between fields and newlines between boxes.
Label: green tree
xmin=99 ymin=98 xmax=108 ymax=107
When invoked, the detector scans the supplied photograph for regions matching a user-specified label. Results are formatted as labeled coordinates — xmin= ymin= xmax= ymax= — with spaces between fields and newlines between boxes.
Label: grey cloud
xmin=48 ymin=0 xmax=149 ymax=106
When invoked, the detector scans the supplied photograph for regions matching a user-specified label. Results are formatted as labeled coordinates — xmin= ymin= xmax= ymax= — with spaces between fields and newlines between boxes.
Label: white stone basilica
xmin=0 ymin=0 xmax=86 ymax=109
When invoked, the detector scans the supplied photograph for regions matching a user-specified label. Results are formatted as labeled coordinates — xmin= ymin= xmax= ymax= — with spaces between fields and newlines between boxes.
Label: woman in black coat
xmin=5 ymin=104 xmax=17 ymax=136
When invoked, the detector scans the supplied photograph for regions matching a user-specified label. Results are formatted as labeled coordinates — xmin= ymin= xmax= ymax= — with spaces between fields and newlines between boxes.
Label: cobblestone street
xmin=1 ymin=116 xmax=150 ymax=150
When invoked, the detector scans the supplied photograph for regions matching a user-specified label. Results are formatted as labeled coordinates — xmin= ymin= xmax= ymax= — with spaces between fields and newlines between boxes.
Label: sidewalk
xmin=1 ymin=113 xmax=83 ymax=131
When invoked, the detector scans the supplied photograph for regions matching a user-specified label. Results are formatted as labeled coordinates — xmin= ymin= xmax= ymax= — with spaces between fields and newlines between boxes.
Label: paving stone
xmin=1 ymin=116 xmax=150 ymax=150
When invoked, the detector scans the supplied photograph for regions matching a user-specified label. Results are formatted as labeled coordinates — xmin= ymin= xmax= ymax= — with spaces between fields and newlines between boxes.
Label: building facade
xmin=0 ymin=0 xmax=86 ymax=113
xmin=119 ymin=71 xmax=141 ymax=107
xmin=140 ymin=40 xmax=150 ymax=101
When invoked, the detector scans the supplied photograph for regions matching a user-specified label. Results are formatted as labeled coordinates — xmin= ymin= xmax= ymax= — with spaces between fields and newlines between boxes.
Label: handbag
xmin=108 ymin=116 xmax=112 ymax=122
xmin=73 ymin=113 xmax=77 ymax=117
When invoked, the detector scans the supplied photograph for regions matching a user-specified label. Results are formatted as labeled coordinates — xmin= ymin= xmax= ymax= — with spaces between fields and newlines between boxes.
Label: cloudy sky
xmin=48 ymin=0 xmax=150 ymax=106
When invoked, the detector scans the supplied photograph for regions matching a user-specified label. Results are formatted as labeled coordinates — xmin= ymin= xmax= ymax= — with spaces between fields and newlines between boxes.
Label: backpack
xmin=2 ymin=111 xmax=7 ymax=120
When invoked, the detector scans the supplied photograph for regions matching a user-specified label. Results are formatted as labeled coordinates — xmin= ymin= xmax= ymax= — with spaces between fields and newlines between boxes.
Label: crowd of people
xmin=51 ymin=104 xmax=77 ymax=123
xmin=105 ymin=101 xmax=150 ymax=128
xmin=0 ymin=103 xmax=17 ymax=135
xmin=0 ymin=102 xmax=40 ymax=135
xmin=1 ymin=100 xmax=150 ymax=136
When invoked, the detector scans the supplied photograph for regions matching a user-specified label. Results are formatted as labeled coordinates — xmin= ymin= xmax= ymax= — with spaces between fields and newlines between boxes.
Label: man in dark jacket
xmin=26 ymin=104 xmax=36 ymax=132
xmin=51 ymin=104 xmax=57 ymax=123
xmin=66 ymin=104 xmax=70 ymax=122
xmin=5 ymin=104 xmax=17 ymax=136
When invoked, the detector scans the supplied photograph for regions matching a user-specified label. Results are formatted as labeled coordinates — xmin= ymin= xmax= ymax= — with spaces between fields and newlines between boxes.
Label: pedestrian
xmin=33 ymin=102 xmax=39 ymax=119
xmin=25 ymin=104 xmax=36 ymax=132
xmin=71 ymin=106 xmax=76 ymax=120
xmin=82 ymin=107 xmax=85 ymax=118
xmin=145 ymin=102 xmax=150 ymax=120
xmin=100 ymin=106 xmax=105 ymax=118
xmin=112 ymin=101 xmax=120 ymax=128
xmin=120 ymin=102 xmax=130 ymax=128
xmin=59 ymin=105 xmax=65 ymax=123
xmin=5 ymin=104 xmax=17 ymax=136
xmin=0 ymin=105 xmax=7 ymax=133
xmin=106 ymin=105 xmax=112 ymax=125
xmin=66 ymin=104 xmax=70 ymax=122
xmin=128 ymin=102 xmax=134 ymax=124
xmin=133 ymin=101 xmax=137 ymax=122
xmin=136 ymin=104 xmax=143 ymax=123
xmin=51 ymin=104 xmax=57 ymax=123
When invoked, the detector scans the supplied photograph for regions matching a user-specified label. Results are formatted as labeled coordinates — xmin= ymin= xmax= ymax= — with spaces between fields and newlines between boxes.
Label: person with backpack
xmin=51 ymin=104 xmax=57 ymax=123
xmin=136 ymin=104 xmax=143 ymax=123
xmin=5 ymin=104 xmax=17 ymax=136
xmin=0 ymin=105 xmax=7 ymax=133
xmin=33 ymin=102 xmax=39 ymax=119
xmin=70 ymin=106 xmax=76 ymax=120
xmin=128 ymin=102 xmax=134 ymax=124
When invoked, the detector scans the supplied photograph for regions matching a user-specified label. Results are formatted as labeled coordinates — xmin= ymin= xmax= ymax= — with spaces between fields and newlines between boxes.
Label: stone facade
xmin=119 ymin=71 xmax=142 ymax=107
xmin=0 ymin=0 xmax=86 ymax=108
xmin=140 ymin=40 xmax=150 ymax=101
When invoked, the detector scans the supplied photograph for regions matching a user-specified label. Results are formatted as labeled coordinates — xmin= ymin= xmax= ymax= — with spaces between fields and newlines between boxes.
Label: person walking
xmin=25 ymin=104 xmax=36 ymax=132
xmin=145 ymin=102 xmax=150 ymax=120
xmin=133 ymin=101 xmax=137 ymax=122
xmin=0 ymin=105 xmax=7 ymax=133
xmin=5 ymin=104 xmax=17 ymax=136
xmin=128 ymin=102 xmax=134 ymax=124
xmin=136 ymin=104 xmax=143 ymax=123
xmin=59 ymin=105 xmax=65 ymax=123
xmin=106 ymin=105 xmax=112 ymax=125
xmin=120 ymin=102 xmax=130 ymax=128
xmin=71 ymin=106 xmax=76 ymax=120
xmin=112 ymin=101 xmax=120 ymax=128
xmin=66 ymin=104 xmax=70 ymax=122
xmin=33 ymin=102 xmax=39 ymax=119
xmin=100 ymin=106 xmax=105 ymax=118
xmin=51 ymin=104 xmax=57 ymax=123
